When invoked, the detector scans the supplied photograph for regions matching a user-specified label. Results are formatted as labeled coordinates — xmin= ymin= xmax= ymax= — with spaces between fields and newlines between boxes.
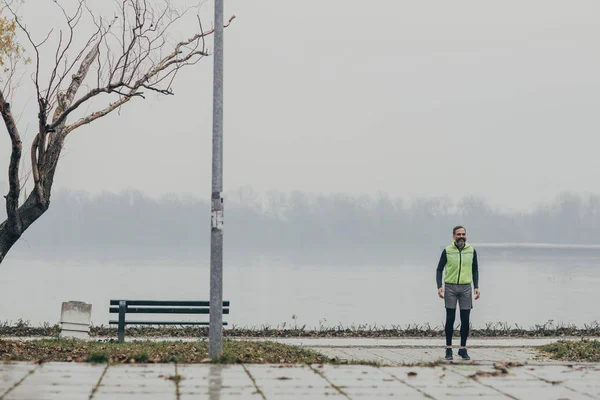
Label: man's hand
xmin=437 ymin=287 xmax=444 ymax=298
xmin=474 ymin=288 xmax=481 ymax=300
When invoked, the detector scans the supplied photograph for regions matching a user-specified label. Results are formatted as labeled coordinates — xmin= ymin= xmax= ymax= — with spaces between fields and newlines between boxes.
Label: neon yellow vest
xmin=444 ymin=242 xmax=474 ymax=285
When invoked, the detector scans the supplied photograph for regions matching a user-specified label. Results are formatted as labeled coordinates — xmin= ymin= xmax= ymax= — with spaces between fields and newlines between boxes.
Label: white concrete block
xmin=59 ymin=301 xmax=92 ymax=340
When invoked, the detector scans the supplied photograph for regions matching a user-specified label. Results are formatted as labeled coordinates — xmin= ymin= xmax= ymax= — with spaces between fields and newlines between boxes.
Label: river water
xmin=1 ymin=252 xmax=598 ymax=330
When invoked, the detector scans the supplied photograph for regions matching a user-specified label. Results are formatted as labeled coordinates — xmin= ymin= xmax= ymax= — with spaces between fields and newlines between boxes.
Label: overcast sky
xmin=1 ymin=0 xmax=599 ymax=212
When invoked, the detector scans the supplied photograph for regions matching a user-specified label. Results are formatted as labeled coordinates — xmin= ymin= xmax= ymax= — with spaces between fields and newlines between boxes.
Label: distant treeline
xmin=3 ymin=185 xmax=599 ymax=261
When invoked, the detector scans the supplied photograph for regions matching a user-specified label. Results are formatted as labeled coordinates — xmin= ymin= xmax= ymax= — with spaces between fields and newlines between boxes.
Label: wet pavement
xmin=253 ymin=337 xmax=563 ymax=365
xmin=1 ymin=338 xmax=599 ymax=399
xmin=1 ymin=360 xmax=600 ymax=399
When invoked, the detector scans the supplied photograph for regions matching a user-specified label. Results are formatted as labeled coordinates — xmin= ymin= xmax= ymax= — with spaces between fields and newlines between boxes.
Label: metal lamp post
xmin=209 ymin=0 xmax=224 ymax=359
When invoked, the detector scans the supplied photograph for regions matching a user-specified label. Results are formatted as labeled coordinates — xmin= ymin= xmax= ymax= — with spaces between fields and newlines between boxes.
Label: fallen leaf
xmin=469 ymin=369 xmax=513 ymax=379
xmin=493 ymin=362 xmax=512 ymax=374
xmin=407 ymin=371 xmax=417 ymax=377
xmin=165 ymin=375 xmax=183 ymax=383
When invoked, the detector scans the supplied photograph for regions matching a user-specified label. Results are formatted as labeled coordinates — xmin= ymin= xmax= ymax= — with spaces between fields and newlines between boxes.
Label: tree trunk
xmin=0 ymin=133 xmax=65 ymax=265
xmin=0 ymin=199 xmax=46 ymax=264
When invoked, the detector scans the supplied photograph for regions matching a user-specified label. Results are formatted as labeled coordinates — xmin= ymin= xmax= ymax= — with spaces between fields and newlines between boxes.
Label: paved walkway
xmin=1 ymin=337 xmax=599 ymax=399
xmin=245 ymin=337 xmax=584 ymax=365
xmin=1 ymin=361 xmax=599 ymax=399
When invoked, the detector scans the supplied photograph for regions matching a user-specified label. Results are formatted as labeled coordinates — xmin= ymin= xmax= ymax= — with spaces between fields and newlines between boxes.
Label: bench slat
xmin=110 ymin=300 xmax=230 ymax=307
xmin=109 ymin=307 xmax=229 ymax=314
xmin=108 ymin=320 xmax=227 ymax=326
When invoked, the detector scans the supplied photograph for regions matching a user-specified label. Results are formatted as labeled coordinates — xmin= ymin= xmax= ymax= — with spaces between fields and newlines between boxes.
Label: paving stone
xmin=4 ymin=362 xmax=105 ymax=400
xmin=0 ymin=363 xmax=36 ymax=395
xmin=177 ymin=364 xmax=254 ymax=390
xmin=180 ymin=392 xmax=264 ymax=400
xmin=93 ymin=363 xmax=176 ymax=399
xmin=318 ymin=364 xmax=422 ymax=396
xmin=245 ymin=364 xmax=337 ymax=398
xmin=497 ymin=386 xmax=592 ymax=400
xmin=93 ymin=394 xmax=177 ymax=400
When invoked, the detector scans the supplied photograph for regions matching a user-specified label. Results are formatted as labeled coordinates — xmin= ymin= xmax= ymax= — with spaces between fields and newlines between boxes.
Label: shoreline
xmin=3 ymin=320 xmax=600 ymax=339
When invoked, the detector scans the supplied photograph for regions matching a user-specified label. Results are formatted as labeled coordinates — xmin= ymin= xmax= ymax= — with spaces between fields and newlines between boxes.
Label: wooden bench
xmin=109 ymin=300 xmax=230 ymax=342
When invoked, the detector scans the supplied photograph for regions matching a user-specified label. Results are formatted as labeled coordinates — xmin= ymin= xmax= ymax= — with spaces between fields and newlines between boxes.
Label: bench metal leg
xmin=118 ymin=301 xmax=126 ymax=343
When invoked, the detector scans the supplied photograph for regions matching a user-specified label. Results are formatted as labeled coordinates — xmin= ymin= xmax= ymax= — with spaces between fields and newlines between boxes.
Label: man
xmin=436 ymin=226 xmax=480 ymax=360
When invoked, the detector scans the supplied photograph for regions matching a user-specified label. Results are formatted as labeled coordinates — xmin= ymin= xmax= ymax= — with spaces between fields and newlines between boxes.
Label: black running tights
xmin=445 ymin=308 xmax=470 ymax=347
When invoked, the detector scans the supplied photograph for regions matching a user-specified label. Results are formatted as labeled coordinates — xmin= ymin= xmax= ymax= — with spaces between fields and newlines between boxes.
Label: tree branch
xmin=30 ymin=133 xmax=44 ymax=204
xmin=45 ymin=0 xmax=85 ymax=106
xmin=0 ymin=88 xmax=23 ymax=235
xmin=51 ymin=6 xmax=235 ymax=136
xmin=65 ymin=93 xmax=134 ymax=133
xmin=49 ymin=43 xmax=100 ymax=130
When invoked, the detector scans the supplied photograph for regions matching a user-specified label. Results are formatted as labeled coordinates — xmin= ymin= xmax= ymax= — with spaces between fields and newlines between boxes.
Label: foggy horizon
xmin=1 ymin=0 xmax=599 ymax=215
xmin=3 ymin=182 xmax=600 ymax=263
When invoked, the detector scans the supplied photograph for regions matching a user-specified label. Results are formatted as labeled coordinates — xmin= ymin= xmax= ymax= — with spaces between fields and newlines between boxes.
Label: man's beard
xmin=456 ymin=238 xmax=466 ymax=247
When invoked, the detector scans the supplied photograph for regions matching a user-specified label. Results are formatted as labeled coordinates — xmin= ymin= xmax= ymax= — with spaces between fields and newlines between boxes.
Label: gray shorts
xmin=444 ymin=284 xmax=473 ymax=310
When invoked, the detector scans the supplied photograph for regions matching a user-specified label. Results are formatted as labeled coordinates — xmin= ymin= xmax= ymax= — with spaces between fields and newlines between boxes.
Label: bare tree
xmin=0 ymin=0 xmax=234 ymax=264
